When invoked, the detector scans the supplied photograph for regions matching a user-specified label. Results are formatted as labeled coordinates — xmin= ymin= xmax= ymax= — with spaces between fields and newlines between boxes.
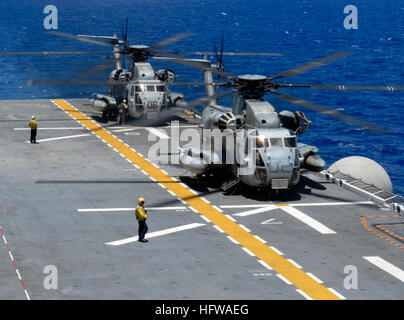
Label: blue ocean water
xmin=1 ymin=0 xmax=403 ymax=194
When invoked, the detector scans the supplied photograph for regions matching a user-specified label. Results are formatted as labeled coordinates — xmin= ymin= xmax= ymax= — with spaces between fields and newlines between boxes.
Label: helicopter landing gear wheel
xmin=268 ymin=189 xmax=279 ymax=201
xmin=268 ymin=189 xmax=288 ymax=201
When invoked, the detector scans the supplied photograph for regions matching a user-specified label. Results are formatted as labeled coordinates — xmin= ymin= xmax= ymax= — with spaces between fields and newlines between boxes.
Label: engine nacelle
xmin=156 ymin=69 xmax=176 ymax=83
xmin=110 ymin=69 xmax=131 ymax=82
xmin=279 ymin=110 xmax=311 ymax=134
xmin=90 ymin=94 xmax=117 ymax=112
xmin=213 ymin=112 xmax=237 ymax=130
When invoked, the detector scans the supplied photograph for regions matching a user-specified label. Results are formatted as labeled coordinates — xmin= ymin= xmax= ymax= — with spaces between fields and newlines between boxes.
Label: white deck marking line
xmin=77 ymin=206 xmax=187 ymax=212
xmin=233 ymin=205 xmax=277 ymax=216
xmin=239 ymin=224 xmax=251 ymax=232
xmin=306 ymin=273 xmax=324 ymax=284
xmin=276 ymin=274 xmax=292 ymax=285
xmin=296 ymin=289 xmax=313 ymax=300
xmin=201 ymin=197 xmax=210 ymax=204
xmin=227 ymin=236 xmax=239 ymax=245
xmin=327 ymin=288 xmax=346 ymax=299
xmin=221 ymin=201 xmax=373 ymax=209
xmin=25 ymin=133 xmax=91 ymax=143
xmin=213 ymin=225 xmax=225 ymax=233
xmin=225 ymin=214 xmax=236 ymax=222
xmin=212 ymin=205 xmax=223 ymax=212
xmin=269 ymin=246 xmax=284 ymax=256
xmin=188 ymin=206 xmax=198 ymax=213
xmin=292 ymin=201 xmax=372 ymax=207
xmin=363 ymin=256 xmax=404 ymax=282
xmin=106 ymin=223 xmax=206 ymax=246
xmin=112 ymin=128 xmax=137 ymax=133
xmin=253 ymin=235 xmax=267 ymax=244
xmin=146 ymin=127 xmax=170 ymax=139
xmin=0 ymin=226 xmax=30 ymax=300
xmin=242 ymin=247 xmax=255 ymax=256
xmin=279 ymin=206 xmax=337 ymax=235
xmin=14 ymin=127 xmax=84 ymax=130
xmin=124 ymin=132 xmax=141 ymax=136
xmin=200 ymin=216 xmax=211 ymax=223
xmin=261 ymin=218 xmax=283 ymax=225
xmin=258 ymin=259 xmax=273 ymax=270
xmin=287 ymin=259 xmax=303 ymax=269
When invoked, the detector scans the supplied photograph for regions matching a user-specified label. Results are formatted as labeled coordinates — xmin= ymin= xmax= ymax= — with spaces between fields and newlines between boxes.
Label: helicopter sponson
xmin=90 ymin=93 xmax=117 ymax=112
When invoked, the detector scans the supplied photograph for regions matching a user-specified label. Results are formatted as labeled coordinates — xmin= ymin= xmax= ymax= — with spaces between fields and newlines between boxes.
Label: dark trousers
xmin=138 ymin=220 xmax=148 ymax=240
xmin=30 ymin=129 xmax=37 ymax=143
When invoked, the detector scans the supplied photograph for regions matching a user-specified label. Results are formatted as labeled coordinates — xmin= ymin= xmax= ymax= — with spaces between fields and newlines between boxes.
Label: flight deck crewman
xmin=28 ymin=115 xmax=38 ymax=144
xmin=135 ymin=197 xmax=149 ymax=242
xmin=117 ymin=99 xmax=129 ymax=125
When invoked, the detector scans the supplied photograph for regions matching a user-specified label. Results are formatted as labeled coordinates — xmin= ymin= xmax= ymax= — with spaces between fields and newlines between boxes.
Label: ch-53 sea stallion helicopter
xmin=27 ymin=29 xmax=284 ymax=124
xmin=155 ymin=51 xmax=404 ymax=195
xmin=28 ymin=25 xmax=195 ymax=122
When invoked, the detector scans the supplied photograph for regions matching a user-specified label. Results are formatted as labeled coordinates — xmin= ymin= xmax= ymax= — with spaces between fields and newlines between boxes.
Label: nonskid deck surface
xmin=0 ymin=99 xmax=403 ymax=300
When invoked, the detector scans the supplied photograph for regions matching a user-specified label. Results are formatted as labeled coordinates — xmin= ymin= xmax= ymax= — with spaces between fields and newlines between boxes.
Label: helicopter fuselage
xmin=90 ymin=61 xmax=182 ymax=119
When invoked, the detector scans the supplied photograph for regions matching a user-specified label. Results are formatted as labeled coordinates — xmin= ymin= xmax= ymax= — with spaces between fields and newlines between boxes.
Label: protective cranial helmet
xmin=138 ymin=197 xmax=145 ymax=204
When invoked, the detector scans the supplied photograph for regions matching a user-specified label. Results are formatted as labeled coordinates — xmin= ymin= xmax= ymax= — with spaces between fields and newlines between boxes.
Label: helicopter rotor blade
xmin=27 ymin=79 xmax=112 ymax=85
xmin=168 ymin=51 xmax=285 ymax=56
xmin=270 ymin=90 xmax=391 ymax=134
xmin=166 ymin=82 xmax=209 ymax=86
xmin=153 ymin=56 xmax=238 ymax=79
xmin=0 ymin=51 xmax=111 ymax=55
xmin=76 ymin=59 xmax=117 ymax=79
xmin=269 ymin=51 xmax=353 ymax=80
xmin=219 ymin=32 xmax=224 ymax=70
xmin=123 ymin=16 xmax=129 ymax=48
xmin=47 ymin=31 xmax=114 ymax=47
xmin=150 ymin=32 xmax=193 ymax=50
xmin=184 ymin=90 xmax=233 ymax=110
xmin=285 ymin=84 xmax=404 ymax=91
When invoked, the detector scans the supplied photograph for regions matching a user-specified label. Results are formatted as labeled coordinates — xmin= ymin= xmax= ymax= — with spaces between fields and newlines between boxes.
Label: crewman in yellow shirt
xmin=28 ymin=115 xmax=38 ymax=143
xmin=135 ymin=197 xmax=149 ymax=242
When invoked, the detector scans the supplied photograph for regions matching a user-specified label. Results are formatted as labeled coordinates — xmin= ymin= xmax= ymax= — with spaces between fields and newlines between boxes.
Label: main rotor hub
xmin=129 ymin=45 xmax=150 ymax=50
xmin=238 ymin=74 xmax=267 ymax=81
xmin=124 ymin=45 xmax=152 ymax=62
xmin=236 ymin=74 xmax=267 ymax=99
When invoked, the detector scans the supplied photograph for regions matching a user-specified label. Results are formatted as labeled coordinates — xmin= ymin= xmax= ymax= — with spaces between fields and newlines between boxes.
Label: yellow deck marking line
xmin=360 ymin=216 xmax=404 ymax=250
xmin=375 ymin=224 xmax=404 ymax=247
xmin=52 ymin=99 xmax=340 ymax=300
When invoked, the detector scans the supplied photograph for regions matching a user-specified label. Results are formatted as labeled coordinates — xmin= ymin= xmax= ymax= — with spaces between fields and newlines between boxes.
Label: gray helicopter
xmin=155 ymin=52 xmax=404 ymax=194
xmin=30 ymin=27 xmax=197 ymax=122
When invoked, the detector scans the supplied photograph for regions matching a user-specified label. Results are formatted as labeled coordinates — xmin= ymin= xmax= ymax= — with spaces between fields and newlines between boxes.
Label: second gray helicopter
xmin=156 ymin=51 xmax=403 ymax=194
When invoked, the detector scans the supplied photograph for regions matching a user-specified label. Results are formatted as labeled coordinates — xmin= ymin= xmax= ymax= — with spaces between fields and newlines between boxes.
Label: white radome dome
xmin=328 ymin=156 xmax=392 ymax=192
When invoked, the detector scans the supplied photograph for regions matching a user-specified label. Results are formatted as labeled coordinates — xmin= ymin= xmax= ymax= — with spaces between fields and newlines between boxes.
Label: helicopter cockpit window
xmin=147 ymin=85 xmax=155 ymax=92
xmin=135 ymin=94 xmax=142 ymax=104
xmin=130 ymin=86 xmax=135 ymax=96
xmin=156 ymin=85 xmax=165 ymax=92
xmin=256 ymin=136 xmax=269 ymax=148
xmin=284 ymin=137 xmax=297 ymax=148
xmin=270 ymin=137 xmax=283 ymax=147
xmin=135 ymin=85 xmax=143 ymax=92
xmin=255 ymin=150 xmax=265 ymax=167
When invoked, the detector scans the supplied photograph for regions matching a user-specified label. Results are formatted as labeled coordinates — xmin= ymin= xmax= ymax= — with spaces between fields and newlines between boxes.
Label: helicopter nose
xmin=266 ymin=149 xmax=295 ymax=180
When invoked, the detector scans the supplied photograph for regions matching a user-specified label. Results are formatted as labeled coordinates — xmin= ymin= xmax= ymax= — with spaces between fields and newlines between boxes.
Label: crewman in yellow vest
xmin=28 ymin=115 xmax=38 ymax=143
xmin=135 ymin=197 xmax=149 ymax=242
